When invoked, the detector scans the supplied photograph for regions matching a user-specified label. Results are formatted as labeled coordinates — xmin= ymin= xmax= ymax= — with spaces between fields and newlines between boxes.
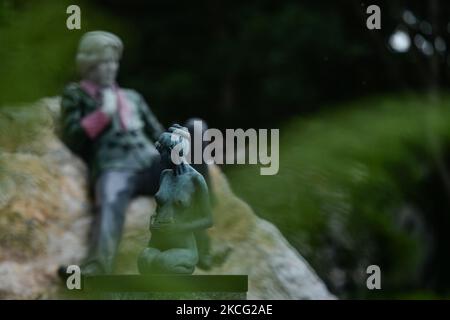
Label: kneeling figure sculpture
xmin=138 ymin=125 xmax=213 ymax=274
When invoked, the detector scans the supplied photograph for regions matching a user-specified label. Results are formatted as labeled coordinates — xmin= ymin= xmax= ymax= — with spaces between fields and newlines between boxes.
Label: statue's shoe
xmin=197 ymin=255 xmax=213 ymax=271
xmin=57 ymin=262 xmax=104 ymax=283
xmin=57 ymin=265 xmax=70 ymax=283
xmin=80 ymin=261 xmax=104 ymax=276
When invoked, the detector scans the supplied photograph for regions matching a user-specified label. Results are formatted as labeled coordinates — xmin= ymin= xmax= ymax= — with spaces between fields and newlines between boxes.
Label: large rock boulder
xmin=0 ymin=97 xmax=334 ymax=299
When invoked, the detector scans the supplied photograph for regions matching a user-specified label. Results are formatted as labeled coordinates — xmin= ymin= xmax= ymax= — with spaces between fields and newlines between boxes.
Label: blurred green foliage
xmin=227 ymin=95 xmax=450 ymax=298
xmin=0 ymin=0 xmax=134 ymax=107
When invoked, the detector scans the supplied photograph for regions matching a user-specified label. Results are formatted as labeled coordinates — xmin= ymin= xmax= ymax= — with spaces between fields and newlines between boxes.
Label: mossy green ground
xmin=227 ymin=94 xmax=450 ymax=298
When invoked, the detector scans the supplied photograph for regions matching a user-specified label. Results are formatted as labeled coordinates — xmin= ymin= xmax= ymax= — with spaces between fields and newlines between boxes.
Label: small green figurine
xmin=138 ymin=125 xmax=213 ymax=274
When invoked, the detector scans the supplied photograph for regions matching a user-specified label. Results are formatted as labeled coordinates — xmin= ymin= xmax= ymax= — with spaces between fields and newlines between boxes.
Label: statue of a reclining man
xmin=138 ymin=125 xmax=213 ymax=274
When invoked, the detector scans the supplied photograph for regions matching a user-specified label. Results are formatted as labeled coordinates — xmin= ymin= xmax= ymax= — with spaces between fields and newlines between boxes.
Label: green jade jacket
xmin=60 ymin=80 xmax=165 ymax=181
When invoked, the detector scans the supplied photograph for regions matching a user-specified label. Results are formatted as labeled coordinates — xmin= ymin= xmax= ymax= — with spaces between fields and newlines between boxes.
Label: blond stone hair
xmin=76 ymin=31 xmax=123 ymax=76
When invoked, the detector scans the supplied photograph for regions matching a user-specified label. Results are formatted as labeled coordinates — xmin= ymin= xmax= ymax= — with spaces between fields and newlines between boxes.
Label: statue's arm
xmin=61 ymin=84 xmax=113 ymax=146
xmin=194 ymin=174 xmax=213 ymax=227
xmin=137 ymin=93 xmax=165 ymax=142
xmin=60 ymin=85 xmax=90 ymax=155
xmin=164 ymin=216 xmax=213 ymax=234
xmin=162 ymin=175 xmax=213 ymax=233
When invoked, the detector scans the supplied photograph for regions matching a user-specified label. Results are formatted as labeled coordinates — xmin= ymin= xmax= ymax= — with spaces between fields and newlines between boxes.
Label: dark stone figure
xmin=138 ymin=126 xmax=213 ymax=274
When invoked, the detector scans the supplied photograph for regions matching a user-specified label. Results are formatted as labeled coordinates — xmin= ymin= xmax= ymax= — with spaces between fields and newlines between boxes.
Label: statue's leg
xmin=153 ymin=248 xmax=199 ymax=274
xmin=84 ymin=170 xmax=136 ymax=274
xmin=148 ymin=233 xmax=199 ymax=274
xmin=137 ymin=247 xmax=161 ymax=274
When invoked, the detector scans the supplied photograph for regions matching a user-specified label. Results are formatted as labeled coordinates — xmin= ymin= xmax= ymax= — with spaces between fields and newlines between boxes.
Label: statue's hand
xmin=101 ymin=88 xmax=118 ymax=116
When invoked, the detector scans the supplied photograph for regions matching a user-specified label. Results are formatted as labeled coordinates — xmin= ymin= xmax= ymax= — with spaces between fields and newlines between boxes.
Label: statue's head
xmin=156 ymin=125 xmax=191 ymax=167
xmin=76 ymin=31 xmax=123 ymax=87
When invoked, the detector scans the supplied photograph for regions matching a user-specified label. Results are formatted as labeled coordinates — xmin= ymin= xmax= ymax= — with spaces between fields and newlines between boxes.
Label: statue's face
xmin=86 ymin=46 xmax=119 ymax=87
